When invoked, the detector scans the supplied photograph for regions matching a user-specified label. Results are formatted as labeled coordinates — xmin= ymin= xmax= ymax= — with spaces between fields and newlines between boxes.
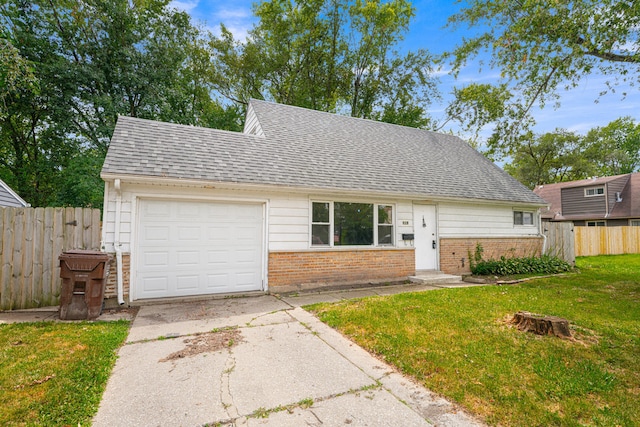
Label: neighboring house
xmin=100 ymin=99 xmax=546 ymax=304
xmin=534 ymin=173 xmax=640 ymax=227
xmin=0 ymin=178 xmax=29 ymax=207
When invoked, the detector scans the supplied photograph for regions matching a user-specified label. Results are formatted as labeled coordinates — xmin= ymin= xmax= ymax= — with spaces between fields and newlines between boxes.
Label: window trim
xmin=310 ymin=200 xmax=395 ymax=248
xmin=584 ymin=186 xmax=605 ymax=197
xmin=310 ymin=201 xmax=331 ymax=246
xmin=513 ymin=210 xmax=535 ymax=226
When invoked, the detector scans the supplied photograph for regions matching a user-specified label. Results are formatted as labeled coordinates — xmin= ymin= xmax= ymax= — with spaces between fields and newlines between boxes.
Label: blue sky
xmin=170 ymin=0 xmax=640 ymax=138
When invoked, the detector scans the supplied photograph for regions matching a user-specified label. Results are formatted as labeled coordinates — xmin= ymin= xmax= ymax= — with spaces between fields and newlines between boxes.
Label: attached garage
xmin=134 ymin=199 xmax=265 ymax=300
xmin=101 ymin=99 xmax=547 ymax=305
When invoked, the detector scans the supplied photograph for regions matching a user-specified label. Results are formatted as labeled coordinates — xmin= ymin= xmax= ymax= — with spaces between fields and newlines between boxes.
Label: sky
xmin=169 ymin=0 xmax=640 ymax=139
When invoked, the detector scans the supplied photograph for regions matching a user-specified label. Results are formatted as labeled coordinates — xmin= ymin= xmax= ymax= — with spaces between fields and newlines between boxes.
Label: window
xmin=334 ymin=202 xmax=373 ymax=245
xmin=587 ymin=221 xmax=605 ymax=227
xmin=378 ymin=205 xmax=394 ymax=245
xmin=311 ymin=201 xmax=394 ymax=247
xmin=584 ymin=186 xmax=604 ymax=197
xmin=514 ymin=210 xmax=534 ymax=226
xmin=311 ymin=202 xmax=330 ymax=245
xmin=631 ymin=220 xmax=640 ymax=227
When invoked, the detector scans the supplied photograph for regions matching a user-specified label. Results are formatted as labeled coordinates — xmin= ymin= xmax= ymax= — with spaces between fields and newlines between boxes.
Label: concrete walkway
xmin=1 ymin=282 xmax=485 ymax=426
xmin=94 ymin=283 xmax=483 ymax=427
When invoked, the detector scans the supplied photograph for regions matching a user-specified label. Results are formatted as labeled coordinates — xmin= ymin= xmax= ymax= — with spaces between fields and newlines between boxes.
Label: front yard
xmin=0 ymin=320 xmax=129 ymax=426
xmin=308 ymin=255 xmax=640 ymax=426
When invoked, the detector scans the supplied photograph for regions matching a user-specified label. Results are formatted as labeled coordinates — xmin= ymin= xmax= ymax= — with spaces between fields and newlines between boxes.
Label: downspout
xmin=114 ymin=179 xmax=125 ymax=306
xmin=538 ymin=210 xmax=547 ymax=255
xmin=100 ymin=182 xmax=109 ymax=252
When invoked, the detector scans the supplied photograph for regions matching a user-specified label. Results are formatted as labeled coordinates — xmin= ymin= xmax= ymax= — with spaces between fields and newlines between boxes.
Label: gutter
xmin=114 ymin=179 xmax=125 ymax=306
xmin=99 ymin=172 xmax=548 ymax=208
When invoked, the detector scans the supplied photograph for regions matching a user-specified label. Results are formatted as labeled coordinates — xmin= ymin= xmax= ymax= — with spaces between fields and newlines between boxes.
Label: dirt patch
xmin=159 ymin=329 xmax=243 ymax=362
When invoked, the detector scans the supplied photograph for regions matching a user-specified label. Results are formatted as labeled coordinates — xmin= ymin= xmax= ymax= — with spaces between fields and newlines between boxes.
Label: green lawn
xmin=0 ymin=320 xmax=129 ymax=426
xmin=308 ymin=255 xmax=640 ymax=426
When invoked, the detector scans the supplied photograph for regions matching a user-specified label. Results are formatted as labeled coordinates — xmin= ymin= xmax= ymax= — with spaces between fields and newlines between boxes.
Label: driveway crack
xmin=220 ymin=349 xmax=241 ymax=422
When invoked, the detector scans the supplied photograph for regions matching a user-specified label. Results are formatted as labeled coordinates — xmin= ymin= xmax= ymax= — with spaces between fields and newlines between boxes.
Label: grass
xmin=307 ymin=254 xmax=640 ymax=427
xmin=0 ymin=320 xmax=130 ymax=426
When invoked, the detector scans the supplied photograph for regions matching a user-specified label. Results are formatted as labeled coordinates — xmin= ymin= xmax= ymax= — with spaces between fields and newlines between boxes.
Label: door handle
xmin=432 ymin=240 xmax=436 ymax=249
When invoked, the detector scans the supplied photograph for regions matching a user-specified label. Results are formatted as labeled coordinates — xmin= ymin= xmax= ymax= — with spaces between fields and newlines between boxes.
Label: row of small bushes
xmin=471 ymin=254 xmax=573 ymax=276
xmin=468 ymin=243 xmax=572 ymax=276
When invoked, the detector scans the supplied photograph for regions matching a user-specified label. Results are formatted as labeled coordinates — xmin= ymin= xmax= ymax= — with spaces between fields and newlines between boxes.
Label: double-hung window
xmin=311 ymin=201 xmax=394 ymax=247
xmin=514 ymin=210 xmax=534 ymax=226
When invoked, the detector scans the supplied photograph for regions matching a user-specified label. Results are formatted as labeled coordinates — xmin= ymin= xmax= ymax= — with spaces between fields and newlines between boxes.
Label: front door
xmin=413 ymin=204 xmax=438 ymax=270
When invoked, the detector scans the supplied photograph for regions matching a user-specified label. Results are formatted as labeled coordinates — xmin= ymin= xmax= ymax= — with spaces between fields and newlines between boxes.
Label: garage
xmin=135 ymin=199 xmax=265 ymax=300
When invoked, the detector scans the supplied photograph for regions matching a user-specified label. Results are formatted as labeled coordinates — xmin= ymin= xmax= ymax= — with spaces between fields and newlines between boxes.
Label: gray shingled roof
xmin=102 ymin=99 xmax=545 ymax=205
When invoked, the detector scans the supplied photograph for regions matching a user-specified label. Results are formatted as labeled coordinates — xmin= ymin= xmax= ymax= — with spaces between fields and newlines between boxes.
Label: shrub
xmin=471 ymin=254 xmax=572 ymax=276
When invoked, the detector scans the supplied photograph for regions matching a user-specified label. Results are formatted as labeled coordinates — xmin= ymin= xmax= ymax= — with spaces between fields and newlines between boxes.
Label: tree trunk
xmin=511 ymin=311 xmax=572 ymax=339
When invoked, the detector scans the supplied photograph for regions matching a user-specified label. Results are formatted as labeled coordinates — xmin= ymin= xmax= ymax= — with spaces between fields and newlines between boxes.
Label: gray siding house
xmin=534 ymin=173 xmax=640 ymax=226
xmin=0 ymin=179 xmax=28 ymax=207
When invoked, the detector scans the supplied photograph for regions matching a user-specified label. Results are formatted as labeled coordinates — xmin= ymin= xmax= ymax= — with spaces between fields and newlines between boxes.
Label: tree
xmin=208 ymin=0 xmax=438 ymax=127
xmin=504 ymin=118 xmax=640 ymax=188
xmin=440 ymin=83 xmax=514 ymax=148
xmin=504 ymin=130 xmax=594 ymax=188
xmin=0 ymin=38 xmax=38 ymax=119
xmin=1 ymin=0 xmax=237 ymax=207
xmin=447 ymin=0 xmax=640 ymax=157
xmin=583 ymin=117 xmax=640 ymax=175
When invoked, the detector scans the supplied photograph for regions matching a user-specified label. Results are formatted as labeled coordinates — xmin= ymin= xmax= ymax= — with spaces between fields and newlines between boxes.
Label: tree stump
xmin=511 ymin=311 xmax=572 ymax=339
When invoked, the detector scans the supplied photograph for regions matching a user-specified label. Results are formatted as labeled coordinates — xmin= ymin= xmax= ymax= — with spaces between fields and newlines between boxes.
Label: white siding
xmin=101 ymin=181 xmax=542 ymax=255
xmin=396 ymin=201 xmax=415 ymax=246
xmin=438 ymin=202 xmax=539 ymax=238
xmin=242 ymin=103 xmax=264 ymax=137
xmin=267 ymin=196 xmax=309 ymax=250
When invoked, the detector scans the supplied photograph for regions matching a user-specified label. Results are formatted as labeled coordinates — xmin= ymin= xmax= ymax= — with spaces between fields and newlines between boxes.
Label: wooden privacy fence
xmin=0 ymin=207 xmax=101 ymax=310
xmin=574 ymin=226 xmax=640 ymax=256
xmin=542 ymin=222 xmax=576 ymax=265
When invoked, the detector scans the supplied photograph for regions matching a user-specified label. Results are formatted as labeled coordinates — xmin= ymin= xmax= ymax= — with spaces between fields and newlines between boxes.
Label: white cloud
xmin=168 ymin=0 xmax=199 ymax=13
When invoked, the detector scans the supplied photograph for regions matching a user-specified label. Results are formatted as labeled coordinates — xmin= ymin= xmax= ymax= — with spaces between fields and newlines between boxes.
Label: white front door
xmin=413 ymin=204 xmax=438 ymax=270
xmin=135 ymin=199 xmax=264 ymax=300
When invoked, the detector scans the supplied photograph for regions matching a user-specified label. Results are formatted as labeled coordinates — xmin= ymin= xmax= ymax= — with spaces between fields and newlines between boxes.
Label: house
xmin=100 ymin=99 xmax=547 ymax=304
xmin=533 ymin=172 xmax=640 ymax=227
xmin=0 ymin=178 xmax=29 ymax=207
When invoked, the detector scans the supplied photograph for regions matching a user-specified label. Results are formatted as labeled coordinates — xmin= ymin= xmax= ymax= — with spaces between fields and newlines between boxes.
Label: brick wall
xmin=104 ymin=253 xmax=130 ymax=305
xmin=440 ymin=237 xmax=543 ymax=275
xmin=268 ymin=249 xmax=415 ymax=292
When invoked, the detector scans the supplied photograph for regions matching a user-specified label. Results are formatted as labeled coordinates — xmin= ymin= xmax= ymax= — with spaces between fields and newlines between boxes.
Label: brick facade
xmin=268 ymin=248 xmax=415 ymax=292
xmin=439 ymin=237 xmax=543 ymax=275
xmin=104 ymin=253 xmax=130 ymax=306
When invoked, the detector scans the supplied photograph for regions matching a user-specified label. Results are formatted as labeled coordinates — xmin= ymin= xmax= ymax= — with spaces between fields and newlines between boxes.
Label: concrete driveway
xmin=93 ymin=287 xmax=484 ymax=427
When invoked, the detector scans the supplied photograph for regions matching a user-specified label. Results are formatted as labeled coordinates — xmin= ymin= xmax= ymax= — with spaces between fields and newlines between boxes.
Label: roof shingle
xmin=102 ymin=99 xmax=545 ymax=205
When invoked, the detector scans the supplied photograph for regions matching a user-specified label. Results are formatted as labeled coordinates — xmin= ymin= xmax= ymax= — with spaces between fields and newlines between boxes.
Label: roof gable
xmin=534 ymin=172 xmax=640 ymax=220
xmin=0 ymin=179 xmax=29 ymax=207
xmin=102 ymin=100 xmax=545 ymax=205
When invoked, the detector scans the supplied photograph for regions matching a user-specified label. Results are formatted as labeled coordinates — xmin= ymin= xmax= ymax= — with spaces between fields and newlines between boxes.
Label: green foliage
xmin=583 ymin=117 xmax=640 ymax=176
xmin=443 ymin=83 xmax=512 ymax=146
xmin=504 ymin=129 xmax=594 ymax=188
xmin=208 ymin=0 xmax=439 ymax=127
xmin=504 ymin=117 xmax=640 ymax=188
xmin=0 ymin=0 xmax=241 ymax=207
xmin=447 ymin=0 xmax=640 ymax=159
xmin=471 ymin=254 xmax=572 ymax=276
xmin=467 ymin=242 xmax=484 ymax=272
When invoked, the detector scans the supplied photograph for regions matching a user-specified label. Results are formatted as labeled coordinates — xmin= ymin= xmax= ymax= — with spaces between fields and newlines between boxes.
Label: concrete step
xmin=408 ymin=271 xmax=463 ymax=285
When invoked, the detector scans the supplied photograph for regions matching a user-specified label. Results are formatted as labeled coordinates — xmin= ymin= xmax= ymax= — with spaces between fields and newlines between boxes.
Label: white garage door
xmin=135 ymin=199 xmax=264 ymax=300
